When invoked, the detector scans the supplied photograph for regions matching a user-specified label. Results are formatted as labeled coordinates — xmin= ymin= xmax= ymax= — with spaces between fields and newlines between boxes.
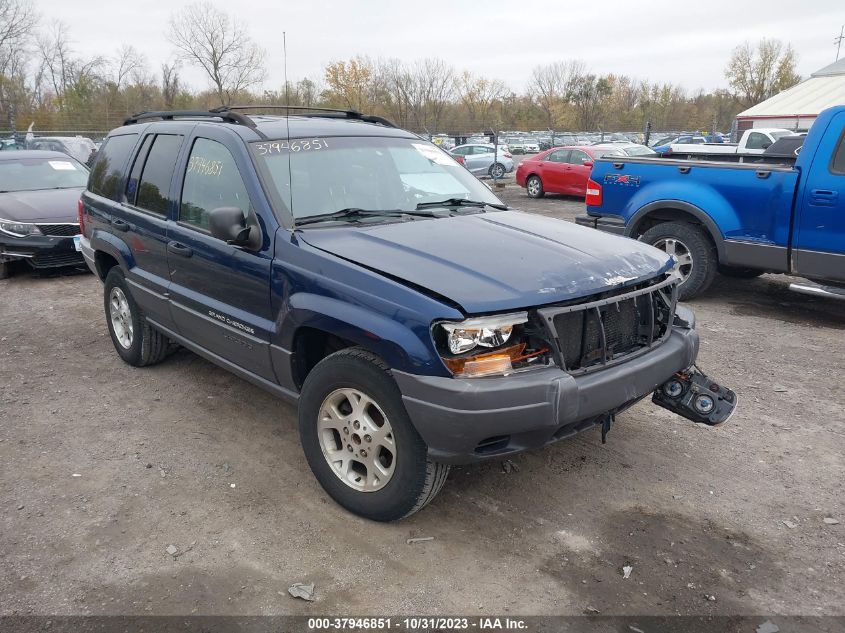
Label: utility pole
xmin=836 ymin=25 xmax=844 ymax=61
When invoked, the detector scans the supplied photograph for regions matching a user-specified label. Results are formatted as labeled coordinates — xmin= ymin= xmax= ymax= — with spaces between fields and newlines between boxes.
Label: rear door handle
xmin=111 ymin=219 xmax=130 ymax=232
xmin=810 ymin=189 xmax=839 ymax=205
xmin=167 ymin=241 xmax=193 ymax=257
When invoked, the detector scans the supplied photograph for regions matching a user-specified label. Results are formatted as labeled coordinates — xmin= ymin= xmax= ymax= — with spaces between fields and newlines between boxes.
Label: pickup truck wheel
xmin=526 ymin=175 xmax=545 ymax=198
xmin=103 ymin=268 xmax=171 ymax=367
xmin=298 ymin=348 xmax=449 ymax=521
xmin=489 ymin=163 xmax=506 ymax=179
xmin=641 ymin=222 xmax=717 ymax=301
xmin=718 ymin=265 xmax=764 ymax=279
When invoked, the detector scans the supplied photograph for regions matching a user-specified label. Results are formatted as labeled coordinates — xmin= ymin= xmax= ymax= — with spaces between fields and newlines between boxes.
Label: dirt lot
xmin=1 ymin=189 xmax=843 ymax=618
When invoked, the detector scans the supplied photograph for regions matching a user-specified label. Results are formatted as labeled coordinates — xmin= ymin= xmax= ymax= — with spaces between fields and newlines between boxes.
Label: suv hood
xmin=0 ymin=187 xmax=85 ymax=223
xmin=299 ymin=210 xmax=673 ymax=314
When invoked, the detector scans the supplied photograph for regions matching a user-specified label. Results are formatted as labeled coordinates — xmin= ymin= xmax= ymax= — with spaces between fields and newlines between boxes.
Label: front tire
xmin=526 ymin=175 xmax=544 ymax=198
xmin=641 ymin=222 xmax=717 ymax=301
xmin=298 ymin=348 xmax=449 ymax=521
xmin=103 ymin=268 xmax=171 ymax=367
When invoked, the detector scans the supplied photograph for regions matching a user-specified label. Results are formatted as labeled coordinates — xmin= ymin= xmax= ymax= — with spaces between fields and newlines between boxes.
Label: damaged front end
xmin=532 ymin=272 xmax=737 ymax=439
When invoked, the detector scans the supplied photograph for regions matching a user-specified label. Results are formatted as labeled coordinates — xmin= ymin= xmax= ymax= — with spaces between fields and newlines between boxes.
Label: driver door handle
xmin=167 ymin=241 xmax=193 ymax=258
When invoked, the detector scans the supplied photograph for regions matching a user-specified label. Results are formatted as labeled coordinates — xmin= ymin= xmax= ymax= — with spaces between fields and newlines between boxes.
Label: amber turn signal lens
xmin=443 ymin=343 xmax=527 ymax=377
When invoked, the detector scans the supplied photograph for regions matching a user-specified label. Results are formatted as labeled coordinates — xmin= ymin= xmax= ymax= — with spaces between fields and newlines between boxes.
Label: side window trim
xmin=125 ymin=134 xmax=155 ymax=209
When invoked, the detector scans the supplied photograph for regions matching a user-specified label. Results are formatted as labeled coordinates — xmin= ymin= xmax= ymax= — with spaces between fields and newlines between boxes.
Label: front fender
xmin=283 ymin=292 xmax=447 ymax=376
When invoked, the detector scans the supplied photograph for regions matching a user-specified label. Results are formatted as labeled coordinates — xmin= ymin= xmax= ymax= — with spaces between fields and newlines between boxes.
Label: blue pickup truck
xmin=79 ymin=107 xmax=735 ymax=521
xmin=577 ymin=106 xmax=845 ymax=301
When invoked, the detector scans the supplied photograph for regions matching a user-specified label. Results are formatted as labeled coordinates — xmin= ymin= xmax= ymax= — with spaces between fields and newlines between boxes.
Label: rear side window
xmin=88 ymin=134 xmax=138 ymax=200
xmin=568 ymin=150 xmax=590 ymax=164
xmin=136 ymin=135 xmax=183 ymax=215
xmin=180 ymin=138 xmax=250 ymax=230
xmin=831 ymin=131 xmax=845 ymax=175
xmin=746 ymin=132 xmax=769 ymax=150
xmin=547 ymin=150 xmax=569 ymax=163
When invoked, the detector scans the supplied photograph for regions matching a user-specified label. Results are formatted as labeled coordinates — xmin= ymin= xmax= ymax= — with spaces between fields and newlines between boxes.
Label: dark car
xmin=79 ymin=107 xmax=719 ymax=521
xmin=0 ymin=151 xmax=89 ymax=279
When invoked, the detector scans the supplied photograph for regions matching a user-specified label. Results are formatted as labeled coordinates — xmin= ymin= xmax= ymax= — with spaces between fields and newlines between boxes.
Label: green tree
xmin=725 ymin=39 xmax=801 ymax=107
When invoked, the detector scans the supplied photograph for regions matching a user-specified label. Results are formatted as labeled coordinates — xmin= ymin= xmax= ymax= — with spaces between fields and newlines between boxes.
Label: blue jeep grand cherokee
xmin=79 ymin=107 xmax=707 ymax=521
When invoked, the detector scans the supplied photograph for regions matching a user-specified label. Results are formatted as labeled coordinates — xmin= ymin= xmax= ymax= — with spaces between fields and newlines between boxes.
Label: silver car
xmin=450 ymin=143 xmax=515 ymax=178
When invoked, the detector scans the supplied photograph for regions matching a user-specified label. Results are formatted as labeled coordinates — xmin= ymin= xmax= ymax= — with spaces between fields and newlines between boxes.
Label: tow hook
xmin=653 ymin=365 xmax=737 ymax=426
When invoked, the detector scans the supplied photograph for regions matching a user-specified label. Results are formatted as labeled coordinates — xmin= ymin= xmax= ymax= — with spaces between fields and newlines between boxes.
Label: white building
xmin=735 ymin=58 xmax=845 ymax=133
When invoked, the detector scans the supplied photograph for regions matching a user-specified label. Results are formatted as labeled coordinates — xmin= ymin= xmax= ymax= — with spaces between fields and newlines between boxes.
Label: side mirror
xmin=761 ymin=142 xmax=772 ymax=149
xmin=582 ymin=160 xmax=594 ymax=168
xmin=209 ymin=206 xmax=260 ymax=250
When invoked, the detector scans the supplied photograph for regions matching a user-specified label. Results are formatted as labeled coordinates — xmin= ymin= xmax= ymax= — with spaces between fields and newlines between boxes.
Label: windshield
xmin=0 ymin=157 xmax=88 ymax=192
xmin=253 ymin=136 xmax=504 ymax=220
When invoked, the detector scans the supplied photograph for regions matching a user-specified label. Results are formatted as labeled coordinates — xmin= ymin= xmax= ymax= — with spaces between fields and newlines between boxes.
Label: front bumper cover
xmin=393 ymin=318 xmax=698 ymax=464
xmin=0 ymin=233 xmax=84 ymax=269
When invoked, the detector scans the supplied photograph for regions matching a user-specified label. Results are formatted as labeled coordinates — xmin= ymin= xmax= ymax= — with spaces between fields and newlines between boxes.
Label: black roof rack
xmin=215 ymin=105 xmax=397 ymax=128
xmin=123 ymin=110 xmax=256 ymax=128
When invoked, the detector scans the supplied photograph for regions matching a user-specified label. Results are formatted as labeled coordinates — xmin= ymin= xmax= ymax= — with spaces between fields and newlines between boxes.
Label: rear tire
xmin=641 ymin=222 xmax=717 ymax=301
xmin=103 ymin=268 xmax=171 ymax=367
xmin=489 ymin=163 xmax=506 ymax=179
xmin=526 ymin=175 xmax=544 ymax=198
xmin=298 ymin=347 xmax=449 ymax=521
xmin=718 ymin=265 xmax=764 ymax=279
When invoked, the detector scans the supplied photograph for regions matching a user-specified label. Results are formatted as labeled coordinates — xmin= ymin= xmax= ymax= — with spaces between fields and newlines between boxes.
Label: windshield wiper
xmin=295 ymin=207 xmax=439 ymax=227
xmin=415 ymin=198 xmax=508 ymax=211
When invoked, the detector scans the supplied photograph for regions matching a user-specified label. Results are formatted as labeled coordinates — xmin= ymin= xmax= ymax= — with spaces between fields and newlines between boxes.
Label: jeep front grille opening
xmin=538 ymin=276 xmax=677 ymax=375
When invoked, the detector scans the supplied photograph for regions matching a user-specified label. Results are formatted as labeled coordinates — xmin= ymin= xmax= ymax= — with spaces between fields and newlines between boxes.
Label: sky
xmin=34 ymin=0 xmax=845 ymax=94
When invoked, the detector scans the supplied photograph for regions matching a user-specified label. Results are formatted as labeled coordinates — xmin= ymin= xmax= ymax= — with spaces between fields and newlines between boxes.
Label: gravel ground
xmin=1 ymin=189 xmax=843 ymax=617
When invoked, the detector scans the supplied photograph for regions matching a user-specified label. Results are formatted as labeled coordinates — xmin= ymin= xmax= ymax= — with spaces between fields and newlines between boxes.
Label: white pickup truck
xmin=669 ymin=128 xmax=795 ymax=155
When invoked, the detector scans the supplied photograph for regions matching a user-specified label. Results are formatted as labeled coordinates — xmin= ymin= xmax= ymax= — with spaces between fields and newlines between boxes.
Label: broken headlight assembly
xmin=0 ymin=220 xmax=41 ymax=237
xmin=435 ymin=312 xmax=552 ymax=378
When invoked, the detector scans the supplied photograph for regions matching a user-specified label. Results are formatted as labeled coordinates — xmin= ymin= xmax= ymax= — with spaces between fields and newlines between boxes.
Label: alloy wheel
xmin=317 ymin=388 xmax=396 ymax=492
xmin=654 ymin=237 xmax=694 ymax=284
xmin=109 ymin=287 xmax=134 ymax=349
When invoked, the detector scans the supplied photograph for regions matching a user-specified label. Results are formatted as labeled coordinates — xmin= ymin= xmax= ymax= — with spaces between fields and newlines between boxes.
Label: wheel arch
xmin=282 ymin=293 xmax=446 ymax=389
xmin=90 ymin=230 xmax=134 ymax=279
xmin=626 ymin=201 xmax=726 ymax=261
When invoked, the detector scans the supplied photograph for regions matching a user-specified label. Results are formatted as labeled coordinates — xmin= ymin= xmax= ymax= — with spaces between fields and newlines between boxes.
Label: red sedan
xmin=515 ymin=146 xmax=623 ymax=198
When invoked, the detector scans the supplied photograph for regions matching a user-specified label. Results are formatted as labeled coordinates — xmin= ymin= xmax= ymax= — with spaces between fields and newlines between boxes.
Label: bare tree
xmin=0 ymin=0 xmax=37 ymax=125
xmin=725 ymin=39 xmax=801 ymax=107
xmin=36 ymin=21 xmax=105 ymax=108
xmin=161 ymin=60 xmax=181 ymax=108
xmin=0 ymin=0 xmax=36 ymax=75
xmin=168 ymin=2 xmax=266 ymax=105
xmin=405 ymin=58 xmax=454 ymax=132
xmin=112 ymin=44 xmax=145 ymax=90
xmin=455 ymin=71 xmax=507 ymax=129
xmin=528 ymin=60 xmax=585 ymax=128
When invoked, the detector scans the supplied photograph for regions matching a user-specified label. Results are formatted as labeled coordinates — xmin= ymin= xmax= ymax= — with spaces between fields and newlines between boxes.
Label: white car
xmin=450 ymin=144 xmax=515 ymax=178
xmin=669 ymin=128 xmax=795 ymax=156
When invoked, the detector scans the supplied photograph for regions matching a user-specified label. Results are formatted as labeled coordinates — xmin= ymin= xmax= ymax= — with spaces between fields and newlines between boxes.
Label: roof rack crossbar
xmin=213 ymin=105 xmax=396 ymax=128
xmin=123 ymin=110 xmax=257 ymax=128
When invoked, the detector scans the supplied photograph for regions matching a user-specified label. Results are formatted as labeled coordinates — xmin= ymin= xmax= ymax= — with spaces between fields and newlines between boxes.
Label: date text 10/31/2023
xmin=307 ymin=617 xmax=529 ymax=630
